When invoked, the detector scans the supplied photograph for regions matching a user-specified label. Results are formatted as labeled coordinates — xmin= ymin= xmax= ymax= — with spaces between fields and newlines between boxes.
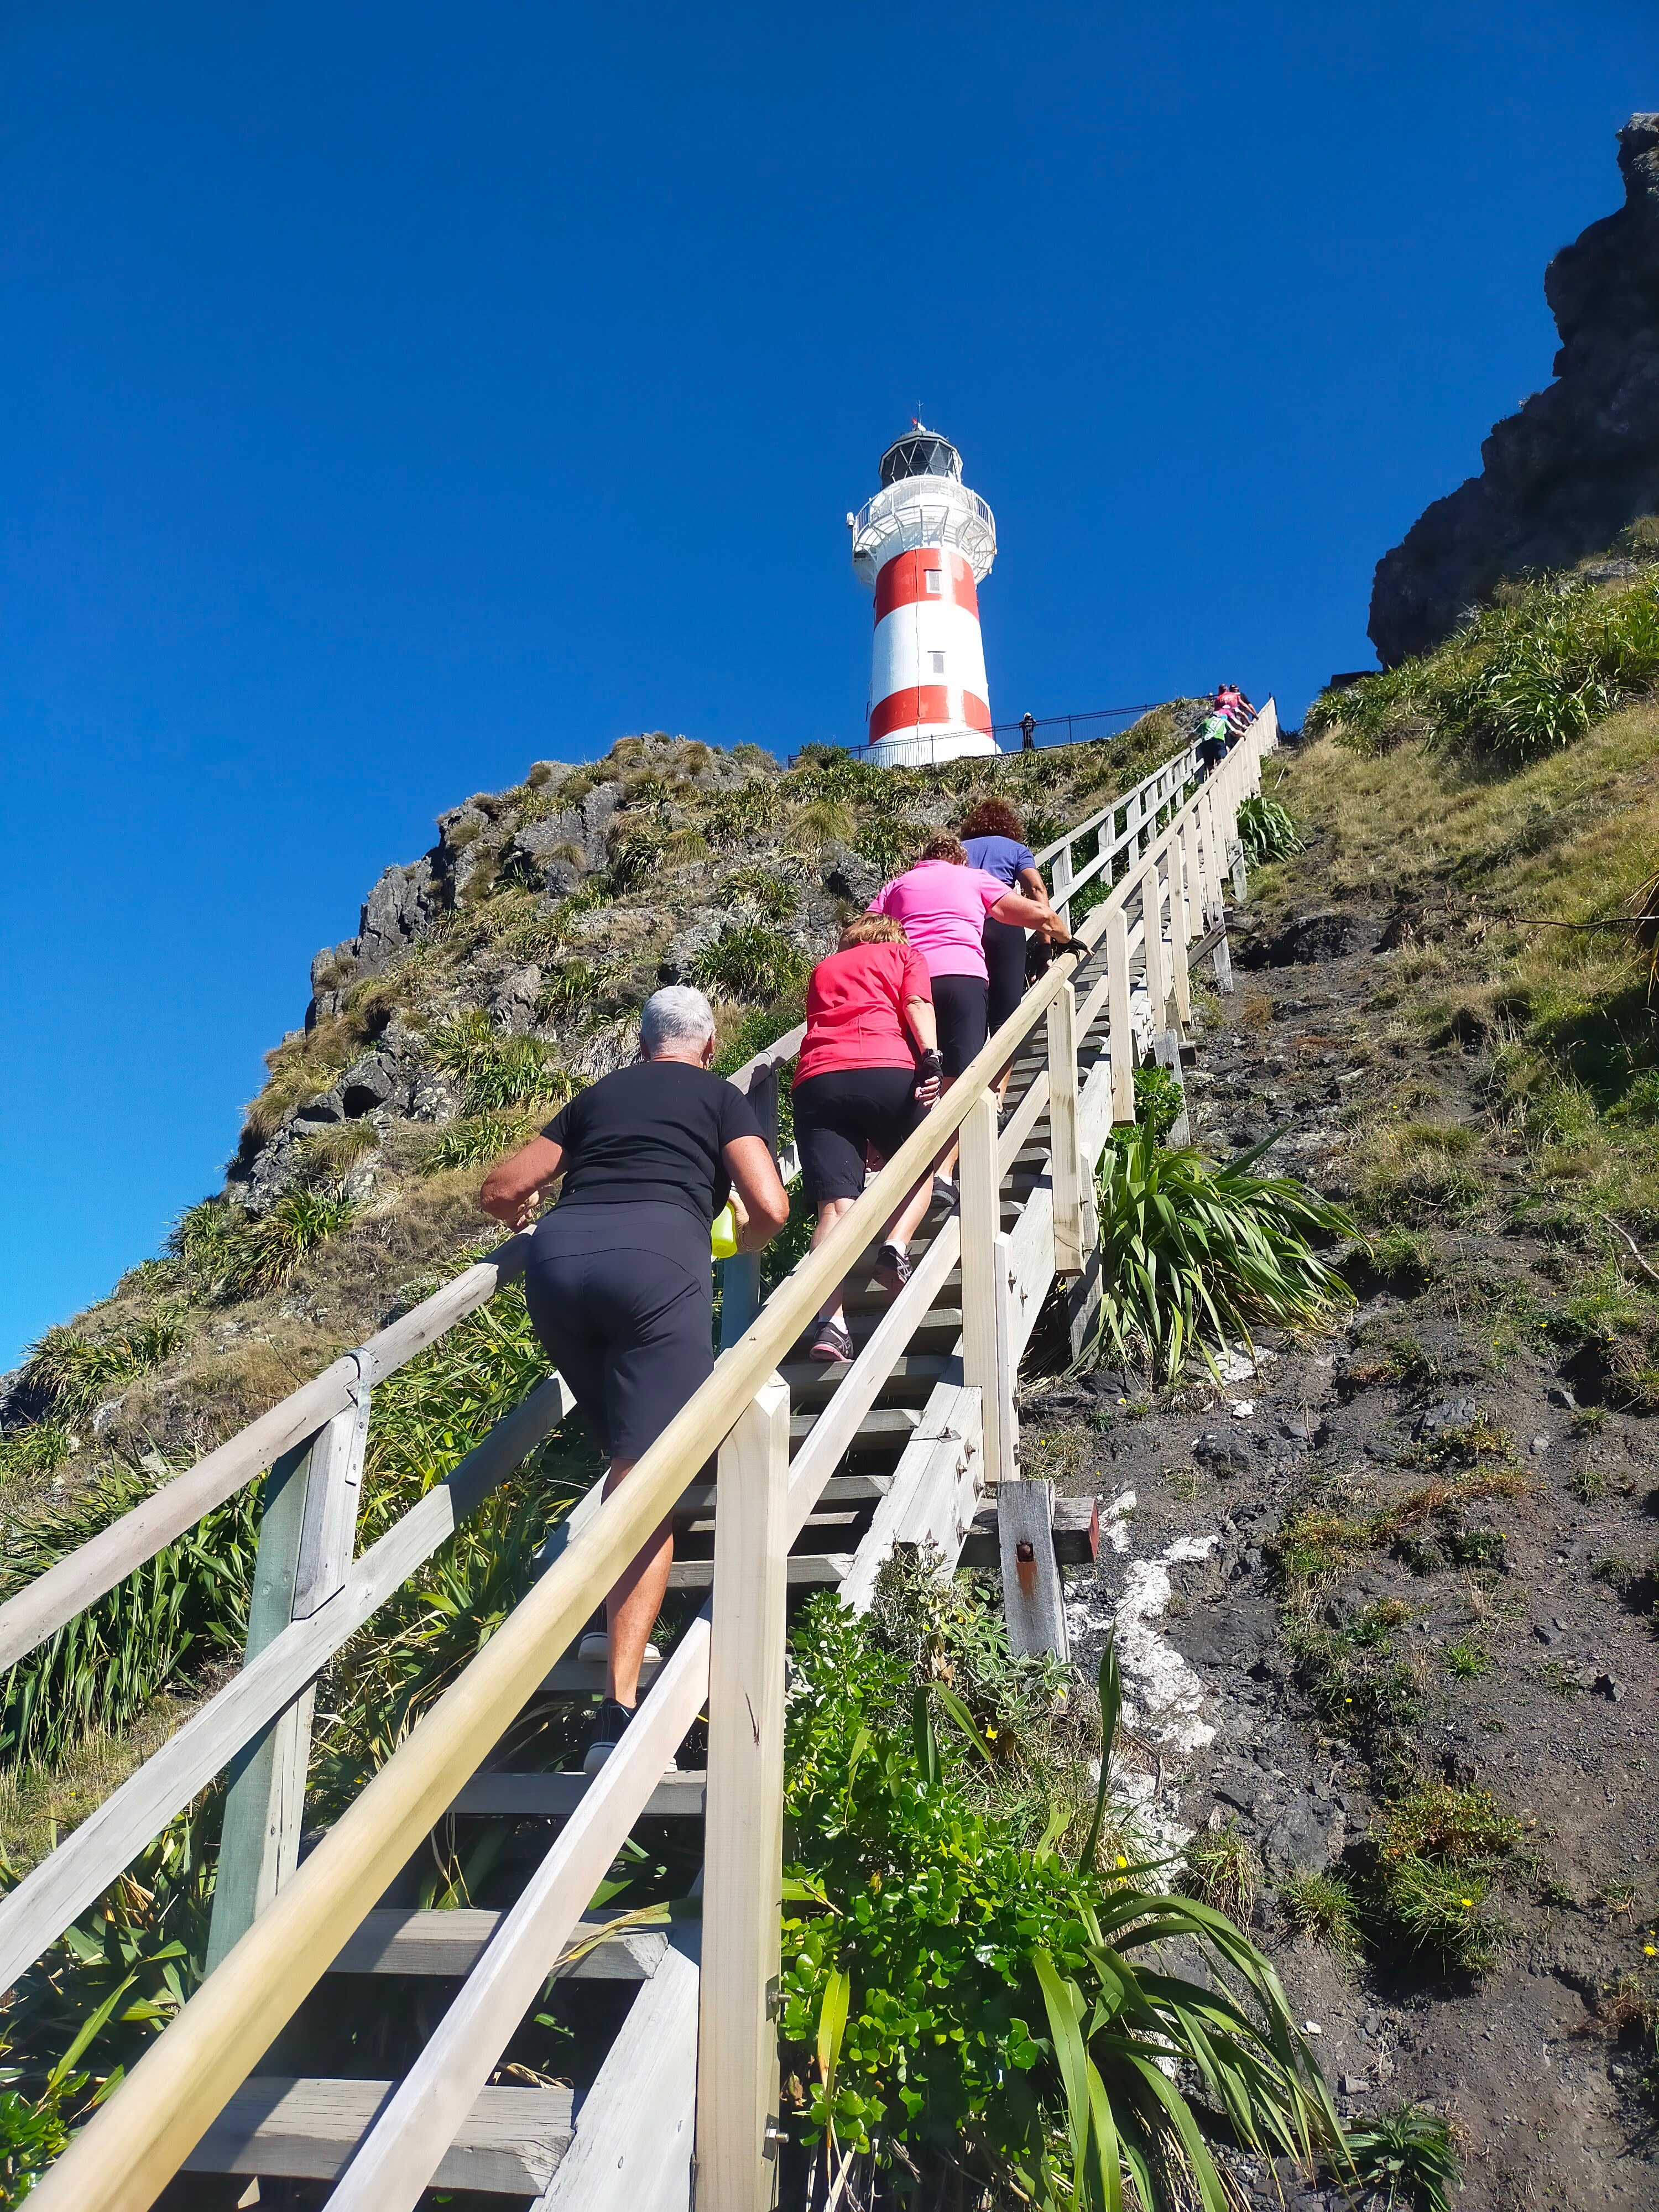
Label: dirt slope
xmin=1026 ymin=725 xmax=1659 ymax=2207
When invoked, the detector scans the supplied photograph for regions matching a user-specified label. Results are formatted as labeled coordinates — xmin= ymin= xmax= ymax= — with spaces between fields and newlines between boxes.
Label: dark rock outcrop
xmin=1369 ymin=114 xmax=1659 ymax=666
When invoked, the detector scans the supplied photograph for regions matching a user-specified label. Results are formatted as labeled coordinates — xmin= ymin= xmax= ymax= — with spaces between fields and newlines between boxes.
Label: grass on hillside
xmin=1267 ymin=684 xmax=1659 ymax=1407
xmin=1307 ymin=559 xmax=1659 ymax=761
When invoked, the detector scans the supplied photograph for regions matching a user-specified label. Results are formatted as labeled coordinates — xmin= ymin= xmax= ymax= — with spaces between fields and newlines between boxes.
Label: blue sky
xmin=2 ymin=2 xmax=1653 ymax=1368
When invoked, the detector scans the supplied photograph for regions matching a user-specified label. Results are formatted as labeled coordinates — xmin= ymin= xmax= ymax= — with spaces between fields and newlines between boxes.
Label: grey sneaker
xmin=577 ymin=1631 xmax=659 ymax=1666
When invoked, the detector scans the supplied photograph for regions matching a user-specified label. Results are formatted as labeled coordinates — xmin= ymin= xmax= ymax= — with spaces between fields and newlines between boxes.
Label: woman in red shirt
xmin=794 ymin=914 xmax=942 ymax=1364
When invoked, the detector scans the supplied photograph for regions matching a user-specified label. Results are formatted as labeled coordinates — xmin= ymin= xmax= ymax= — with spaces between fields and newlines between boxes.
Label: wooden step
xmin=667 ymin=1553 xmax=851 ymax=1592
xmin=537 ymin=1648 xmax=662 ymax=1696
xmin=328 ymin=1908 xmax=667 ymax=1980
xmin=780 ymin=1353 xmax=949 ymax=1403
xmin=455 ymin=1768 xmax=706 ymax=1819
xmin=182 ymin=2077 xmax=573 ymax=2192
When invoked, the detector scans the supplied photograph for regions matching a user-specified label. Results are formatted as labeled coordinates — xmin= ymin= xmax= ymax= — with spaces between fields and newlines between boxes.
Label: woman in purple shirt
xmin=958 ymin=798 xmax=1061 ymax=1039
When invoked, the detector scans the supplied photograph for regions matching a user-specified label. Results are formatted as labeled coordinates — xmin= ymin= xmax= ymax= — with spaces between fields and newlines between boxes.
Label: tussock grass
xmin=1308 ymin=566 xmax=1659 ymax=761
xmin=23 ymin=1313 xmax=187 ymax=1422
xmin=418 ymin=1109 xmax=541 ymax=1175
xmin=692 ymin=923 xmax=809 ymax=1003
xmin=1183 ymin=1819 xmax=1258 ymax=1924
xmin=1282 ymin=1870 xmax=1360 ymax=1957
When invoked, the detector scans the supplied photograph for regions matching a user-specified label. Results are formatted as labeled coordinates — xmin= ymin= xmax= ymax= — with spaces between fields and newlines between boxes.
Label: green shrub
xmin=293 ymin=1120 xmax=379 ymax=1180
xmin=0 ymin=2077 xmax=70 ymax=2201
xmin=1441 ymin=1635 xmax=1491 ymax=1679
xmin=24 ymin=1313 xmax=187 ymax=1422
xmin=1182 ymin=1818 xmax=1257 ymax=1923
xmin=779 ymin=1608 xmax=1341 ymax=2201
xmin=1088 ymin=1121 xmax=1356 ymax=1380
xmin=0 ymin=1468 xmax=259 ymax=1771
xmin=718 ymin=865 xmax=800 ymax=920
xmin=1236 ymin=793 xmax=1302 ymax=866
xmin=789 ymin=799 xmax=856 ymax=851
xmin=851 ymin=817 xmax=924 ymax=880
xmin=692 ymin=924 xmax=808 ymax=1003
xmin=538 ymin=957 xmax=615 ymax=1025
xmin=1130 ymin=1062 xmax=1185 ymax=1140
xmin=1368 ymin=1782 xmax=1523 ymax=1975
xmin=219 ymin=1187 xmax=358 ymax=1297
xmin=2 ymin=1798 xmax=219 ymax=2115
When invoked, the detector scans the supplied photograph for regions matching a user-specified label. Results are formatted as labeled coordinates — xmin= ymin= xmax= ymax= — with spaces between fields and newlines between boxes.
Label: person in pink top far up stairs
xmin=867 ymin=831 xmax=1070 ymax=1198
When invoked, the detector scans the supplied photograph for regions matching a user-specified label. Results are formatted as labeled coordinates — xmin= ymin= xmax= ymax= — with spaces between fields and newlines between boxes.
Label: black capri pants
xmin=794 ymin=1067 xmax=927 ymax=1206
xmin=524 ymin=1201 xmax=713 ymax=1461
xmin=982 ymin=915 xmax=1029 ymax=1034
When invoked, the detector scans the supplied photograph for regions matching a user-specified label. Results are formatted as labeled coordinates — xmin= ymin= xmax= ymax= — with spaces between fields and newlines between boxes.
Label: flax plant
xmin=1089 ymin=1121 xmax=1355 ymax=1381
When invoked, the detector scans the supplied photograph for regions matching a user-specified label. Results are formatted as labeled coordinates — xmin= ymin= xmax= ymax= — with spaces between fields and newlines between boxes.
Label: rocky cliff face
xmin=1369 ymin=114 xmax=1659 ymax=667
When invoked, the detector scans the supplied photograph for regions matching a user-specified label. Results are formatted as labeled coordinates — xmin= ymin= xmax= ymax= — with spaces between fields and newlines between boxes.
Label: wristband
xmin=918 ymin=1048 xmax=944 ymax=1074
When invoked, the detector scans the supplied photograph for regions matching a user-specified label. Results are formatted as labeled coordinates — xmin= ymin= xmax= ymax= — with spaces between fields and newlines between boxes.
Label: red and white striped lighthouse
xmin=847 ymin=424 xmax=999 ymax=768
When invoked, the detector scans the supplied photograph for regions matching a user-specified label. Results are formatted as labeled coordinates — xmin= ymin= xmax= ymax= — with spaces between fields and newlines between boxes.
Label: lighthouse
xmin=847 ymin=424 xmax=999 ymax=768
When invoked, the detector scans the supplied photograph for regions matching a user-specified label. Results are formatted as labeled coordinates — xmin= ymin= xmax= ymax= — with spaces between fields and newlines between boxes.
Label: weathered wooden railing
xmin=7 ymin=704 xmax=1276 ymax=2211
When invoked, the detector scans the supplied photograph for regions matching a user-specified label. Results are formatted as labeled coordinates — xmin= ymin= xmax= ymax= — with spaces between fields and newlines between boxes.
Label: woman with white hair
xmin=481 ymin=984 xmax=790 ymax=1768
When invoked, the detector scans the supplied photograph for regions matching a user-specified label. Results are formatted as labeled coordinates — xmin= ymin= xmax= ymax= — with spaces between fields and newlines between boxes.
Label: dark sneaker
xmin=931 ymin=1172 xmax=958 ymax=1209
xmin=583 ymin=1698 xmax=636 ymax=1775
xmin=808 ymin=1318 xmax=855 ymax=1365
xmin=873 ymin=1243 xmax=912 ymax=1296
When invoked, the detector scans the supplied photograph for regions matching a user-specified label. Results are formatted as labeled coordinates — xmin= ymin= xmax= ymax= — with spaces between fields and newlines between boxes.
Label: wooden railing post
xmin=205 ymin=1377 xmax=369 ymax=1973
xmin=1167 ymin=853 xmax=1193 ymax=1035
xmin=696 ymin=1374 xmax=791 ymax=2212
xmin=960 ymin=1094 xmax=1018 ymax=1487
xmin=1050 ymin=837 xmax=1074 ymax=933
xmin=1104 ymin=904 xmax=1135 ymax=1125
xmin=1047 ymin=981 xmax=1084 ymax=1277
xmin=1140 ymin=864 xmax=1170 ymax=1035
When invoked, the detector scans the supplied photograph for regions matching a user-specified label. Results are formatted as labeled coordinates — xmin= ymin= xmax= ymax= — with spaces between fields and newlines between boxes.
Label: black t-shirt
xmin=542 ymin=1060 xmax=764 ymax=1228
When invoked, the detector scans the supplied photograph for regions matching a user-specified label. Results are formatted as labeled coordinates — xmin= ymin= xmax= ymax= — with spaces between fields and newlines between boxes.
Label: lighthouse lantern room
xmin=847 ymin=424 xmax=999 ymax=768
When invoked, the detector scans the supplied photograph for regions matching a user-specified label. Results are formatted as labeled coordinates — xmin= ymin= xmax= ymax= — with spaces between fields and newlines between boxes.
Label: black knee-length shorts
xmin=794 ymin=1067 xmax=927 ymax=1206
xmin=523 ymin=1202 xmax=713 ymax=1460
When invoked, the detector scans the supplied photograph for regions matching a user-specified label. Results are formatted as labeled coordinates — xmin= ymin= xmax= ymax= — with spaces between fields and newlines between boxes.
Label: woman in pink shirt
xmin=868 ymin=832 xmax=1068 ymax=1188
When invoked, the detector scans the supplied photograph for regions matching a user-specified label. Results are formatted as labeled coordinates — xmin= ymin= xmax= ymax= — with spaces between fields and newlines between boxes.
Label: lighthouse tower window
xmin=930 ymin=650 xmax=946 ymax=675
xmin=924 ymin=570 xmax=943 ymax=594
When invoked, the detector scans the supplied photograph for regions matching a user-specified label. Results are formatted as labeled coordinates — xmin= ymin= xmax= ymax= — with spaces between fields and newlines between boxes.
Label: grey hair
xmin=640 ymin=984 xmax=716 ymax=1057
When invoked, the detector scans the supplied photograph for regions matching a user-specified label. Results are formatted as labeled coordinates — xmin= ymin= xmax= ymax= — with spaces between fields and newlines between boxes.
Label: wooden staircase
xmin=0 ymin=706 xmax=1279 ymax=2212
xmin=165 ymin=925 xmax=1135 ymax=2206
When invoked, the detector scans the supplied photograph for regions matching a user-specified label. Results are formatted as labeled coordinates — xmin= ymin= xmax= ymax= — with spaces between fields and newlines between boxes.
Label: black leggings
xmin=523 ymin=1203 xmax=712 ymax=1460
xmin=931 ymin=973 xmax=990 ymax=1077
xmin=982 ymin=916 xmax=1029 ymax=1034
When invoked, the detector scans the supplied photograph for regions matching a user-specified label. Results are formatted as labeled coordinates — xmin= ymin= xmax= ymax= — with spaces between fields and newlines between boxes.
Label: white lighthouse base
xmin=868 ymin=726 xmax=1001 ymax=770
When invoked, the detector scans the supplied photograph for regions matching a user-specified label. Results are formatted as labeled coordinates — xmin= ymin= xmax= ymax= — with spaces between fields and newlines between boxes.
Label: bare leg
xmin=883 ymin=1171 xmax=934 ymax=1253
xmin=602 ymin=1457 xmax=672 ymax=1708
xmin=809 ymin=1197 xmax=858 ymax=1332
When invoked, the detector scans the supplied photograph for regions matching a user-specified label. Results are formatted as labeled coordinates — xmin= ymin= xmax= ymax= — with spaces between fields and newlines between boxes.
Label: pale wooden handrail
xmin=25 ymin=708 xmax=1277 ymax=2210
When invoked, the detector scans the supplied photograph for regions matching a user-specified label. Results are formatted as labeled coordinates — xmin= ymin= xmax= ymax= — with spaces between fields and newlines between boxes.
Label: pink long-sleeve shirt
xmin=867 ymin=859 xmax=1007 ymax=981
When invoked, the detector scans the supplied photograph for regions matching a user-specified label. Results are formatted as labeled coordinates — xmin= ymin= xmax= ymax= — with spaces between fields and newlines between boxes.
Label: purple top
xmin=964 ymin=833 xmax=1037 ymax=889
